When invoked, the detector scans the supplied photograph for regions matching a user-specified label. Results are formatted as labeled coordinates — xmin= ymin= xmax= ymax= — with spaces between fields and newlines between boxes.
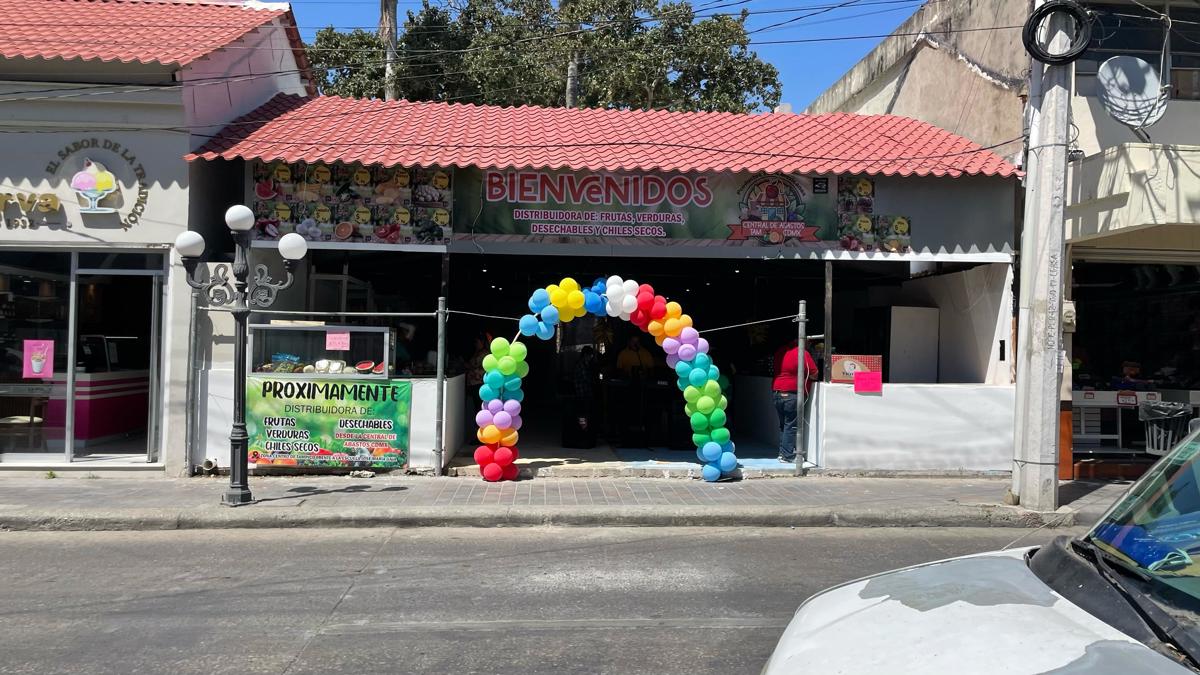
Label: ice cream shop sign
xmin=2 ymin=138 xmax=150 ymax=230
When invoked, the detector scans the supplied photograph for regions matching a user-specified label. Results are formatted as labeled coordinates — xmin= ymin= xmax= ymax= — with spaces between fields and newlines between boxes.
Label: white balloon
xmin=605 ymin=301 xmax=621 ymax=317
xmin=619 ymin=311 xmax=632 ymax=321
xmin=621 ymin=295 xmax=638 ymax=313
xmin=606 ymin=275 xmax=623 ymax=288
xmin=622 ymin=279 xmax=639 ymax=295
xmin=606 ymin=285 xmax=625 ymax=302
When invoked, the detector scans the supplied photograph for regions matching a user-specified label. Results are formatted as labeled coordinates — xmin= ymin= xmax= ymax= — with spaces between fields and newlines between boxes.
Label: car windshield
xmin=1087 ymin=428 xmax=1200 ymax=603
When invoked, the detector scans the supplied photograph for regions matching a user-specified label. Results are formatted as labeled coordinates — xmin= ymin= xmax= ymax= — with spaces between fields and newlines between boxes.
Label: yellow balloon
xmin=666 ymin=302 xmax=682 ymax=319
xmin=500 ymin=430 xmax=519 ymax=447
xmin=680 ymin=314 xmax=694 ymax=329
xmin=648 ymin=320 xmax=665 ymax=336
xmin=560 ymin=309 xmax=575 ymax=324
xmin=481 ymin=425 xmax=501 ymax=445
xmin=664 ymin=317 xmax=682 ymax=337
xmin=560 ymin=278 xmax=580 ymax=293
xmin=550 ymin=288 xmax=568 ymax=308
xmin=567 ymin=290 xmax=585 ymax=309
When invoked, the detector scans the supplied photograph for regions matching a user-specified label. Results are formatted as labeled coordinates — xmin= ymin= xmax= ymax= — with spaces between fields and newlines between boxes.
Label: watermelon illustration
xmin=254 ymin=179 xmax=277 ymax=200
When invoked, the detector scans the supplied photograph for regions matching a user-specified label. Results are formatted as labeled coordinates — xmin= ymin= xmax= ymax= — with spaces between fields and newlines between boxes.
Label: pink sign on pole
xmin=853 ymin=370 xmax=882 ymax=394
xmin=23 ymin=340 xmax=54 ymax=379
xmin=325 ymin=331 xmax=350 ymax=351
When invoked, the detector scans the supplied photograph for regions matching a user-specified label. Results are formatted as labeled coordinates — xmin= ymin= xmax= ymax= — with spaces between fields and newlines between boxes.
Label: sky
xmin=286 ymin=0 xmax=925 ymax=110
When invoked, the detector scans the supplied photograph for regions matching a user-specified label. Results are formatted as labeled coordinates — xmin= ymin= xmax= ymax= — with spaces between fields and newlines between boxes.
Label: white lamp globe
xmin=224 ymin=204 xmax=256 ymax=232
xmin=174 ymin=230 xmax=206 ymax=258
xmin=278 ymin=232 xmax=308 ymax=261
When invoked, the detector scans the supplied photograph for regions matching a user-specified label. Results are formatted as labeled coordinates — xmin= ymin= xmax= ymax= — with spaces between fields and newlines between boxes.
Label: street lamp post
xmin=174 ymin=205 xmax=308 ymax=506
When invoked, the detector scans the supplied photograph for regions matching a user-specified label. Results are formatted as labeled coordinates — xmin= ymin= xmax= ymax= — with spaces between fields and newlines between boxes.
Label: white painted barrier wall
xmin=814 ymin=382 xmax=1014 ymax=471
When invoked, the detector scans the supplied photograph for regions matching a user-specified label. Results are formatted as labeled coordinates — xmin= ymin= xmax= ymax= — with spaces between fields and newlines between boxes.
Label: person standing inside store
xmin=566 ymin=346 xmax=598 ymax=448
xmin=617 ymin=335 xmax=655 ymax=378
xmin=772 ymin=338 xmax=818 ymax=464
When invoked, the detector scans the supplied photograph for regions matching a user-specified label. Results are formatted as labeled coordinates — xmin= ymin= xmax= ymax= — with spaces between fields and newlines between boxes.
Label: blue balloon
xmin=479 ymin=385 xmax=499 ymax=401
xmin=504 ymin=374 xmax=522 ymax=391
xmin=721 ymin=441 xmax=736 ymax=455
xmin=518 ymin=314 xmax=539 ymax=336
xmin=696 ymin=448 xmax=708 ymax=462
xmin=677 ymin=377 xmax=688 ymax=392
xmin=675 ymin=360 xmax=693 ymax=378
xmin=541 ymin=305 xmax=560 ymax=325
xmin=535 ymin=321 xmax=555 ymax=341
xmin=718 ymin=451 xmax=738 ymax=473
xmin=584 ymin=291 xmax=604 ymax=315
xmin=701 ymin=463 xmax=722 ymax=482
xmin=700 ymin=441 xmax=723 ymax=462
xmin=485 ymin=370 xmax=505 ymax=389
xmin=693 ymin=353 xmax=712 ymax=370
xmin=708 ymin=365 xmax=720 ymax=381
xmin=688 ymin=368 xmax=708 ymax=388
xmin=529 ymin=288 xmax=551 ymax=313
xmin=592 ymin=280 xmax=607 ymax=295
xmin=504 ymin=388 xmax=525 ymax=402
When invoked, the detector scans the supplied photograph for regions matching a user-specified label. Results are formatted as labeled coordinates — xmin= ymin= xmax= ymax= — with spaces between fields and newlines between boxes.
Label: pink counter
xmin=45 ymin=370 xmax=150 ymax=446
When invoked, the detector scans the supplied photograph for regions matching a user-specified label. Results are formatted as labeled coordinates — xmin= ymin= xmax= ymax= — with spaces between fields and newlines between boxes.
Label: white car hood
xmin=762 ymin=548 xmax=1195 ymax=675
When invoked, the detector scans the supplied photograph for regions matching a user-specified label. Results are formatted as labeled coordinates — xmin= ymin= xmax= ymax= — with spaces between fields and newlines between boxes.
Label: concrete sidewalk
xmin=0 ymin=474 xmax=1129 ymax=531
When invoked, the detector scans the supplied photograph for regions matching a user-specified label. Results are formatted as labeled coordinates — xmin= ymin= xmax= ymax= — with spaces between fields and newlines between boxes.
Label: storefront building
xmin=0 ymin=0 xmax=309 ymax=474
xmin=187 ymin=94 xmax=1021 ymax=474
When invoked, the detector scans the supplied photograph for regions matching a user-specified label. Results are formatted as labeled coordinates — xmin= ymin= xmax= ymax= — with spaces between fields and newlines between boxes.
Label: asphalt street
xmin=0 ymin=526 xmax=1080 ymax=675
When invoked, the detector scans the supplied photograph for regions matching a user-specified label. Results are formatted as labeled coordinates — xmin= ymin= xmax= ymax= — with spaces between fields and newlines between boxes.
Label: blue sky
xmin=287 ymin=0 xmax=923 ymax=109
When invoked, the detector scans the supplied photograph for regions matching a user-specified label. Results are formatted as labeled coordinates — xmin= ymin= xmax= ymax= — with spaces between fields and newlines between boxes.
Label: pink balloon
xmin=502 ymin=399 xmax=522 ymax=416
xmin=486 ymin=399 xmax=504 ymax=413
xmin=511 ymin=414 xmax=523 ymax=430
xmin=475 ymin=410 xmax=494 ymax=427
xmin=493 ymin=411 xmax=513 ymax=429
xmin=666 ymin=354 xmax=679 ymax=368
xmin=662 ymin=337 xmax=681 ymax=355
xmin=696 ymin=337 xmax=710 ymax=354
xmin=680 ymin=327 xmax=699 ymax=345
xmin=677 ymin=344 xmax=697 ymax=361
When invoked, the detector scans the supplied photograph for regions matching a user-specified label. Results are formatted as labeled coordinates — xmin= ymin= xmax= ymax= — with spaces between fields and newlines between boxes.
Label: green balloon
xmin=710 ymin=427 xmax=731 ymax=444
xmin=703 ymin=380 xmax=722 ymax=398
xmin=515 ymin=360 xmax=530 ymax=378
xmin=498 ymin=355 xmax=517 ymax=376
xmin=683 ymin=386 xmax=701 ymax=403
xmin=718 ymin=395 xmax=728 ymax=411
xmin=482 ymin=354 xmax=499 ymax=372
xmin=692 ymin=433 xmax=711 ymax=447
xmin=689 ymin=412 xmax=709 ymax=432
xmin=490 ymin=337 xmax=510 ymax=358
xmin=509 ymin=341 xmax=528 ymax=362
xmin=708 ymin=408 xmax=727 ymax=429
xmin=696 ymin=396 xmax=716 ymax=415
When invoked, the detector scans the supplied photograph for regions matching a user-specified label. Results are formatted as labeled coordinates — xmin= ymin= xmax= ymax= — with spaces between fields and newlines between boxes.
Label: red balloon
xmin=630 ymin=309 xmax=649 ymax=328
xmin=493 ymin=446 xmax=515 ymax=467
xmin=636 ymin=291 xmax=654 ymax=312
xmin=508 ymin=446 xmax=520 ymax=461
xmin=481 ymin=462 xmax=504 ymax=481
xmin=650 ymin=299 xmax=667 ymax=320
xmin=638 ymin=283 xmax=654 ymax=295
xmin=501 ymin=463 xmax=520 ymax=480
xmin=473 ymin=445 xmax=495 ymax=466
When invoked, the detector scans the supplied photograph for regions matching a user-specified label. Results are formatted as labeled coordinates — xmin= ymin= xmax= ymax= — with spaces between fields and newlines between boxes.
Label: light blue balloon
xmin=693 ymin=353 xmax=712 ymax=371
xmin=584 ymin=291 xmax=604 ymax=315
xmin=504 ymin=374 xmax=522 ymax=391
xmin=485 ymin=370 xmax=505 ymax=389
xmin=504 ymin=388 xmax=525 ymax=402
xmin=718 ymin=451 xmax=738 ymax=473
xmin=688 ymin=368 xmax=708 ymax=388
xmin=529 ymin=288 xmax=550 ymax=313
xmin=677 ymin=377 xmax=688 ymax=392
xmin=675 ymin=360 xmax=692 ymax=378
xmin=721 ymin=441 xmax=736 ymax=455
xmin=541 ymin=305 xmax=560 ymax=325
xmin=700 ymin=441 xmax=722 ymax=462
xmin=535 ymin=321 xmax=555 ymax=341
xmin=479 ymin=385 xmax=499 ymax=401
xmin=701 ymin=463 xmax=722 ymax=482
xmin=708 ymin=365 xmax=720 ymax=381
xmin=696 ymin=448 xmax=708 ymax=462
xmin=518 ymin=314 xmax=539 ymax=336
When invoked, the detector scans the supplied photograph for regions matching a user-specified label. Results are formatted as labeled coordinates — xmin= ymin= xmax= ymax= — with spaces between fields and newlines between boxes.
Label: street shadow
xmin=1059 ymin=479 xmax=1127 ymax=507
xmin=252 ymin=484 xmax=409 ymax=503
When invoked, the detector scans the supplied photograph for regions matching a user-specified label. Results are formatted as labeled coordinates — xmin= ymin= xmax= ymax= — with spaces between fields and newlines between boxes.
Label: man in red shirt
xmin=772 ymin=339 xmax=818 ymax=464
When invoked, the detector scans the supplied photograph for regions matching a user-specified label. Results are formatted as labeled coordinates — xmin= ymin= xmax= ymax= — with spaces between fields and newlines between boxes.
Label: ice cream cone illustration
xmin=70 ymin=159 xmax=118 ymax=213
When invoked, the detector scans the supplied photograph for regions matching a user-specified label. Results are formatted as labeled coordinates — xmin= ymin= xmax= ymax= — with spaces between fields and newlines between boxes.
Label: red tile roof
xmin=0 ymin=0 xmax=293 ymax=67
xmin=188 ymin=94 xmax=1021 ymax=178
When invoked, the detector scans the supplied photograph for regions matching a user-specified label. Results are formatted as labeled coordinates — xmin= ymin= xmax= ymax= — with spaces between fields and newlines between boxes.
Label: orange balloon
xmin=480 ymin=424 xmax=501 ymax=445
xmin=499 ymin=429 xmax=519 ymax=447
xmin=665 ymin=301 xmax=682 ymax=319
xmin=679 ymin=314 xmax=694 ymax=329
xmin=664 ymin=317 xmax=683 ymax=337
xmin=648 ymin=320 xmax=665 ymax=336
xmin=655 ymin=333 xmax=667 ymax=346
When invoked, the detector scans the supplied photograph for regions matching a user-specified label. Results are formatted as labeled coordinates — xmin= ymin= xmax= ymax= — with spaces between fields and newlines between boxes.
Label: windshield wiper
xmin=1074 ymin=538 xmax=1200 ymax=671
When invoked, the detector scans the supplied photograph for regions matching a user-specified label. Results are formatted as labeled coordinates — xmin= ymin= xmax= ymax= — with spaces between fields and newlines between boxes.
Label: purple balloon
xmin=677 ymin=343 xmax=697 ymax=361
xmin=666 ymin=353 xmax=679 ymax=368
xmin=493 ymin=411 xmax=513 ymax=429
xmin=475 ymin=410 xmax=494 ymax=427
xmin=680 ymin=327 xmax=700 ymax=345
xmin=502 ymin=399 xmax=522 ymax=416
xmin=662 ymin=337 xmax=681 ymax=355
xmin=511 ymin=414 xmax=523 ymax=430
xmin=696 ymin=337 xmax=710 ymax=354
xmin=486 ymin=399 xmax=504 ymax=413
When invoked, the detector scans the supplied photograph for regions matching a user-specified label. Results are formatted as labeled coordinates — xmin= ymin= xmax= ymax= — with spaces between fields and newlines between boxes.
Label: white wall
xmin=872 ymin=176 xmax=1016 ymax=256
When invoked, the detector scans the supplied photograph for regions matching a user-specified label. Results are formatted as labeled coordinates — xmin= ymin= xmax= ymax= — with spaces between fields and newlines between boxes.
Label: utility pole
xmin=1011 ymin=2 xmax=1072 ymax=511
xmin=565 ymin=52 xmax=580 ymax=108
xmin=380 ymin=0 xmax=398 ymax=101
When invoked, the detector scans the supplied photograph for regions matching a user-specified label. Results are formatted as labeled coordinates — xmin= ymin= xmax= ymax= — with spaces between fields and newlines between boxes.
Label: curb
xmin=0 ymin=504 xmax=1077 ymax=532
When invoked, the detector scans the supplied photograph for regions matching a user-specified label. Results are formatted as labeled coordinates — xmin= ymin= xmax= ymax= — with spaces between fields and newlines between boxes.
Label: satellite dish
xmin=1097 ymin=55 xmax=1168 ymax=131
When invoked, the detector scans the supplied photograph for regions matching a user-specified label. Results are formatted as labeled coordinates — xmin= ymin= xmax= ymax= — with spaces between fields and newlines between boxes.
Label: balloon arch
xmin=472 ymin=276 xmax=737 ymax=482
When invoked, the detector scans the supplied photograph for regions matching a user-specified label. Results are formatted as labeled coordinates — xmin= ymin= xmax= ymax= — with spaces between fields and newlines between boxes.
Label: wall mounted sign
xmin=22 ymin=340 xmax=53 ymax=379
xmin=831 ymin=354 xmax=883 ymax=384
